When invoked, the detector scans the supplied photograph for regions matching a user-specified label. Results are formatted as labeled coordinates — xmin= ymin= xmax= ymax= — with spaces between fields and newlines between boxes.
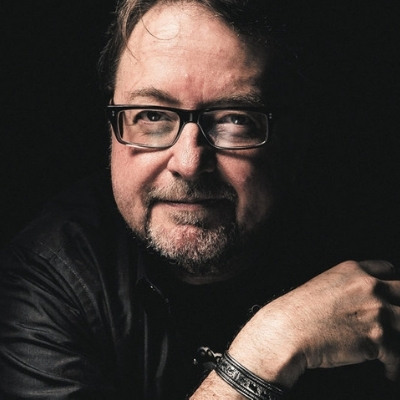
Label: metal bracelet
xmin=215 ymin=352 xmax=286 ymax=400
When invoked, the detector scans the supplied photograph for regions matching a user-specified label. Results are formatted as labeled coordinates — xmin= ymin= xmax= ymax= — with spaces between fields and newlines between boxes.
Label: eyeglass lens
xmin=118 ymin=108 xmax=268 ymax=148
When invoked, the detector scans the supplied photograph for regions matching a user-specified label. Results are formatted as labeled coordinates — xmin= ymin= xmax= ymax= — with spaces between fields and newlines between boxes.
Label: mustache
xmin=144 ymin=177 xmax=238 ymax=206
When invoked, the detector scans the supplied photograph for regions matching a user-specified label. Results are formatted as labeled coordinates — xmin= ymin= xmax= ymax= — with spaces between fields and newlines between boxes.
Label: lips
xmin=159 ymin=197 xmax=226 ymax=209
xmin=150 ymin=195 xmax=236 ymax=228
xmin=164 ymin=197 xmax=220 ymax=203
xmin=145 ymin=179 xmax=238 ymax=210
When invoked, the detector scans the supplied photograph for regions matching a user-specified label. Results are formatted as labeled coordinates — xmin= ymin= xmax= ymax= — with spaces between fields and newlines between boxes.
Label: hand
xmin=229 ymin=260 xmax=400 ymax=388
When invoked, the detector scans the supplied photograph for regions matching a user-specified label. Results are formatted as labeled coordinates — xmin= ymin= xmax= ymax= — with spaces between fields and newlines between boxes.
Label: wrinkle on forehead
xmin=115 ymin=2 xmax=268 ymax=107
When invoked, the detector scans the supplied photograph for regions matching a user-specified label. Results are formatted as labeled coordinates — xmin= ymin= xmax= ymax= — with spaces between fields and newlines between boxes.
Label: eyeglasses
xmin=107 ymin=105 xmax=273 ymax=150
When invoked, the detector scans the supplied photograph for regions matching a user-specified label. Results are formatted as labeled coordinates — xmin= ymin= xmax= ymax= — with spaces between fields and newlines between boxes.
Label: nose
xmin=166 ymin=122 xmax=216 ymax=180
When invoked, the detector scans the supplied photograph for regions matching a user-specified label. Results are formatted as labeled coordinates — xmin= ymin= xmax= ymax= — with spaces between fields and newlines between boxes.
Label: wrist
xmin=215 ymin=352 xmax=286 ymax=399
xmin=228 ymin=306 xmax=307 ymax=389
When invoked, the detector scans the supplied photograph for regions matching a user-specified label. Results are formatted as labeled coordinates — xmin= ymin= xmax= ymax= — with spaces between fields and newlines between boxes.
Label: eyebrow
xmin=125 ymin=87 xmax=265 ymax=108
xmin=207 ymin=94 xmax=265 ymax=108
xmin=127 ymin=87 xmax=181 ymax=106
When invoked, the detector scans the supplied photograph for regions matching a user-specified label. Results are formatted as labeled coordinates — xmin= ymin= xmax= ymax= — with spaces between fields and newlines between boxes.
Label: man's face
xmin=111 ymin=3 xmax=275 ymax=282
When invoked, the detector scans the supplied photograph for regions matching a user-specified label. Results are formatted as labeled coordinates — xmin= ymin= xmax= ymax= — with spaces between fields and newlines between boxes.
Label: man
xmin=1 ymin=0 xmax=399 ymax=399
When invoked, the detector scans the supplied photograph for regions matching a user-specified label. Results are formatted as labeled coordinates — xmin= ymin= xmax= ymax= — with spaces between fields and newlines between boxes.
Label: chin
xmin=146 ymin=222 xmax=240 ymax=274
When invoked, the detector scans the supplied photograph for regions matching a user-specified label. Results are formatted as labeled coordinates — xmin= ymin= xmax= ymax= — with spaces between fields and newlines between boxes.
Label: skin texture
xmin=111 ymin=3 xmax=274 ymax=283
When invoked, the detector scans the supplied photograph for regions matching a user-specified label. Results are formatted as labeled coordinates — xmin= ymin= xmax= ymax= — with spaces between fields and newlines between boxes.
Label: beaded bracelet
xmin=215 ymin=352 xmax=286 ymax=400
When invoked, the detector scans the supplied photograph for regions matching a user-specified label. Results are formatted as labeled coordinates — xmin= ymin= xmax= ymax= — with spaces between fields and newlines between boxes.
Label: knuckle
xmin=358 ymin=274 xmax=378 ymax=293
xmin=367 ymin=303 xmax=394 ymax=343
xmin=368 ymin=322 xmax=385 ymax=344
xmin=338 ymin=260 xmax=359 ymax=271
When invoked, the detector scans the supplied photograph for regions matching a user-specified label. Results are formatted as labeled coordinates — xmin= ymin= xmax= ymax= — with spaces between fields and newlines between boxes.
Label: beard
xmin=146 ymin=212 xmax=243 ymax=278
xmin=113 ymin=169 xmax=270 ymax=281
xmin=140 ymin=176 xmax=253 ymax=279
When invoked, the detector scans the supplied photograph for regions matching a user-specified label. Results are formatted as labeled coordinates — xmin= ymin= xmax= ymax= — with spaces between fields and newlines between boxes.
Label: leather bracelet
xmin=215 ymin=352 xmax=286 ymax=400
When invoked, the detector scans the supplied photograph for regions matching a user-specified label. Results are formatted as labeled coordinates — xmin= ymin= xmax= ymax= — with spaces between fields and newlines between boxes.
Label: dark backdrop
xmin=1 ymin=1 xmax=400 ymax=264
xmin=0 ymin=1 xmax=114 ymax=245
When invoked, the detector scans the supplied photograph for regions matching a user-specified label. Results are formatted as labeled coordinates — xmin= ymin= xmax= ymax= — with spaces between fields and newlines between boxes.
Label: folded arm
xmin=191 ymin=260 xmax=400 ymax=398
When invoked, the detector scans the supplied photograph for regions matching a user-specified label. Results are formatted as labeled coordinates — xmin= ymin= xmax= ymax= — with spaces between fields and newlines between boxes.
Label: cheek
xmin=110 ymin=142 xmax=153 ymax=233
xmin=239 ymin=173 xmax=272 ymax=225
xmin=111 ymin=140 xmax=174 ymax=231
xmin=111 ymin=144 xmax=143 ymax=204
xmin=219 ymin=155 xmax=273 ymax=228
xmin=111 ymin=140 xmax=162 ymax=192
xmin=111 ymin=144 xmax=129 ymax=185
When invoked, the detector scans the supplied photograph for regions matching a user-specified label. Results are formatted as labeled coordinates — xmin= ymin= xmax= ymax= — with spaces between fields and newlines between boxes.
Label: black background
xmin=1 ymin=1 xmax=400 ymax=263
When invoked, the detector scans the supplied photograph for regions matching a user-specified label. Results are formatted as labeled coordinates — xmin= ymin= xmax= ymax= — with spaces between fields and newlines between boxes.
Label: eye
xmin=220 ymin=113 xmax=252 ymax=126
xmin=135 ymin=110 xmax=171 ymax=123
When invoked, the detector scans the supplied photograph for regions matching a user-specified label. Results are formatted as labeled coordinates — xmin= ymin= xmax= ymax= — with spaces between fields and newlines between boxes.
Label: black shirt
xmin=0 ymin=172 xmax=397 ymax=399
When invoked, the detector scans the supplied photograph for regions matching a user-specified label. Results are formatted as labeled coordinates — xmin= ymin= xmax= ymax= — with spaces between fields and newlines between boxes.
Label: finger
xmin=380 ymin=326 xmax=400 ymax=381
xmin=359 ymin=260 xmax=398 ymax=280
xmin=379 ymin=281 xmax=400 ymax=306
xmin=384 ymin=358 xmax=400 ymax=381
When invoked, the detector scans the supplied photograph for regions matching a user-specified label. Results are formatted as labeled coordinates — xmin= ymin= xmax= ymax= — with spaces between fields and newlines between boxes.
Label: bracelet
xmin=215 ymin=352 xmax=286 ymax=400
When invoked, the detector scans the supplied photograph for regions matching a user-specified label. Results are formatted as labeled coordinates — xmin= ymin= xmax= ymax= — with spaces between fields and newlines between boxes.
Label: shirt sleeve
xmin=0 ymin=244 xmax=115 ymax=400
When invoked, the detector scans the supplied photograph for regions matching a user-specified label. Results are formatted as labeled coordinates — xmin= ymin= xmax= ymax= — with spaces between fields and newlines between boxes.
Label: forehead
xmin=114 ymin=3 xmax=268 ymax=107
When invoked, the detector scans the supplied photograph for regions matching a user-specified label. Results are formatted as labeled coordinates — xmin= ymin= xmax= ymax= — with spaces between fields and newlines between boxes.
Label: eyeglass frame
xmin=106 ymin=104 xmax=274 ymax=150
